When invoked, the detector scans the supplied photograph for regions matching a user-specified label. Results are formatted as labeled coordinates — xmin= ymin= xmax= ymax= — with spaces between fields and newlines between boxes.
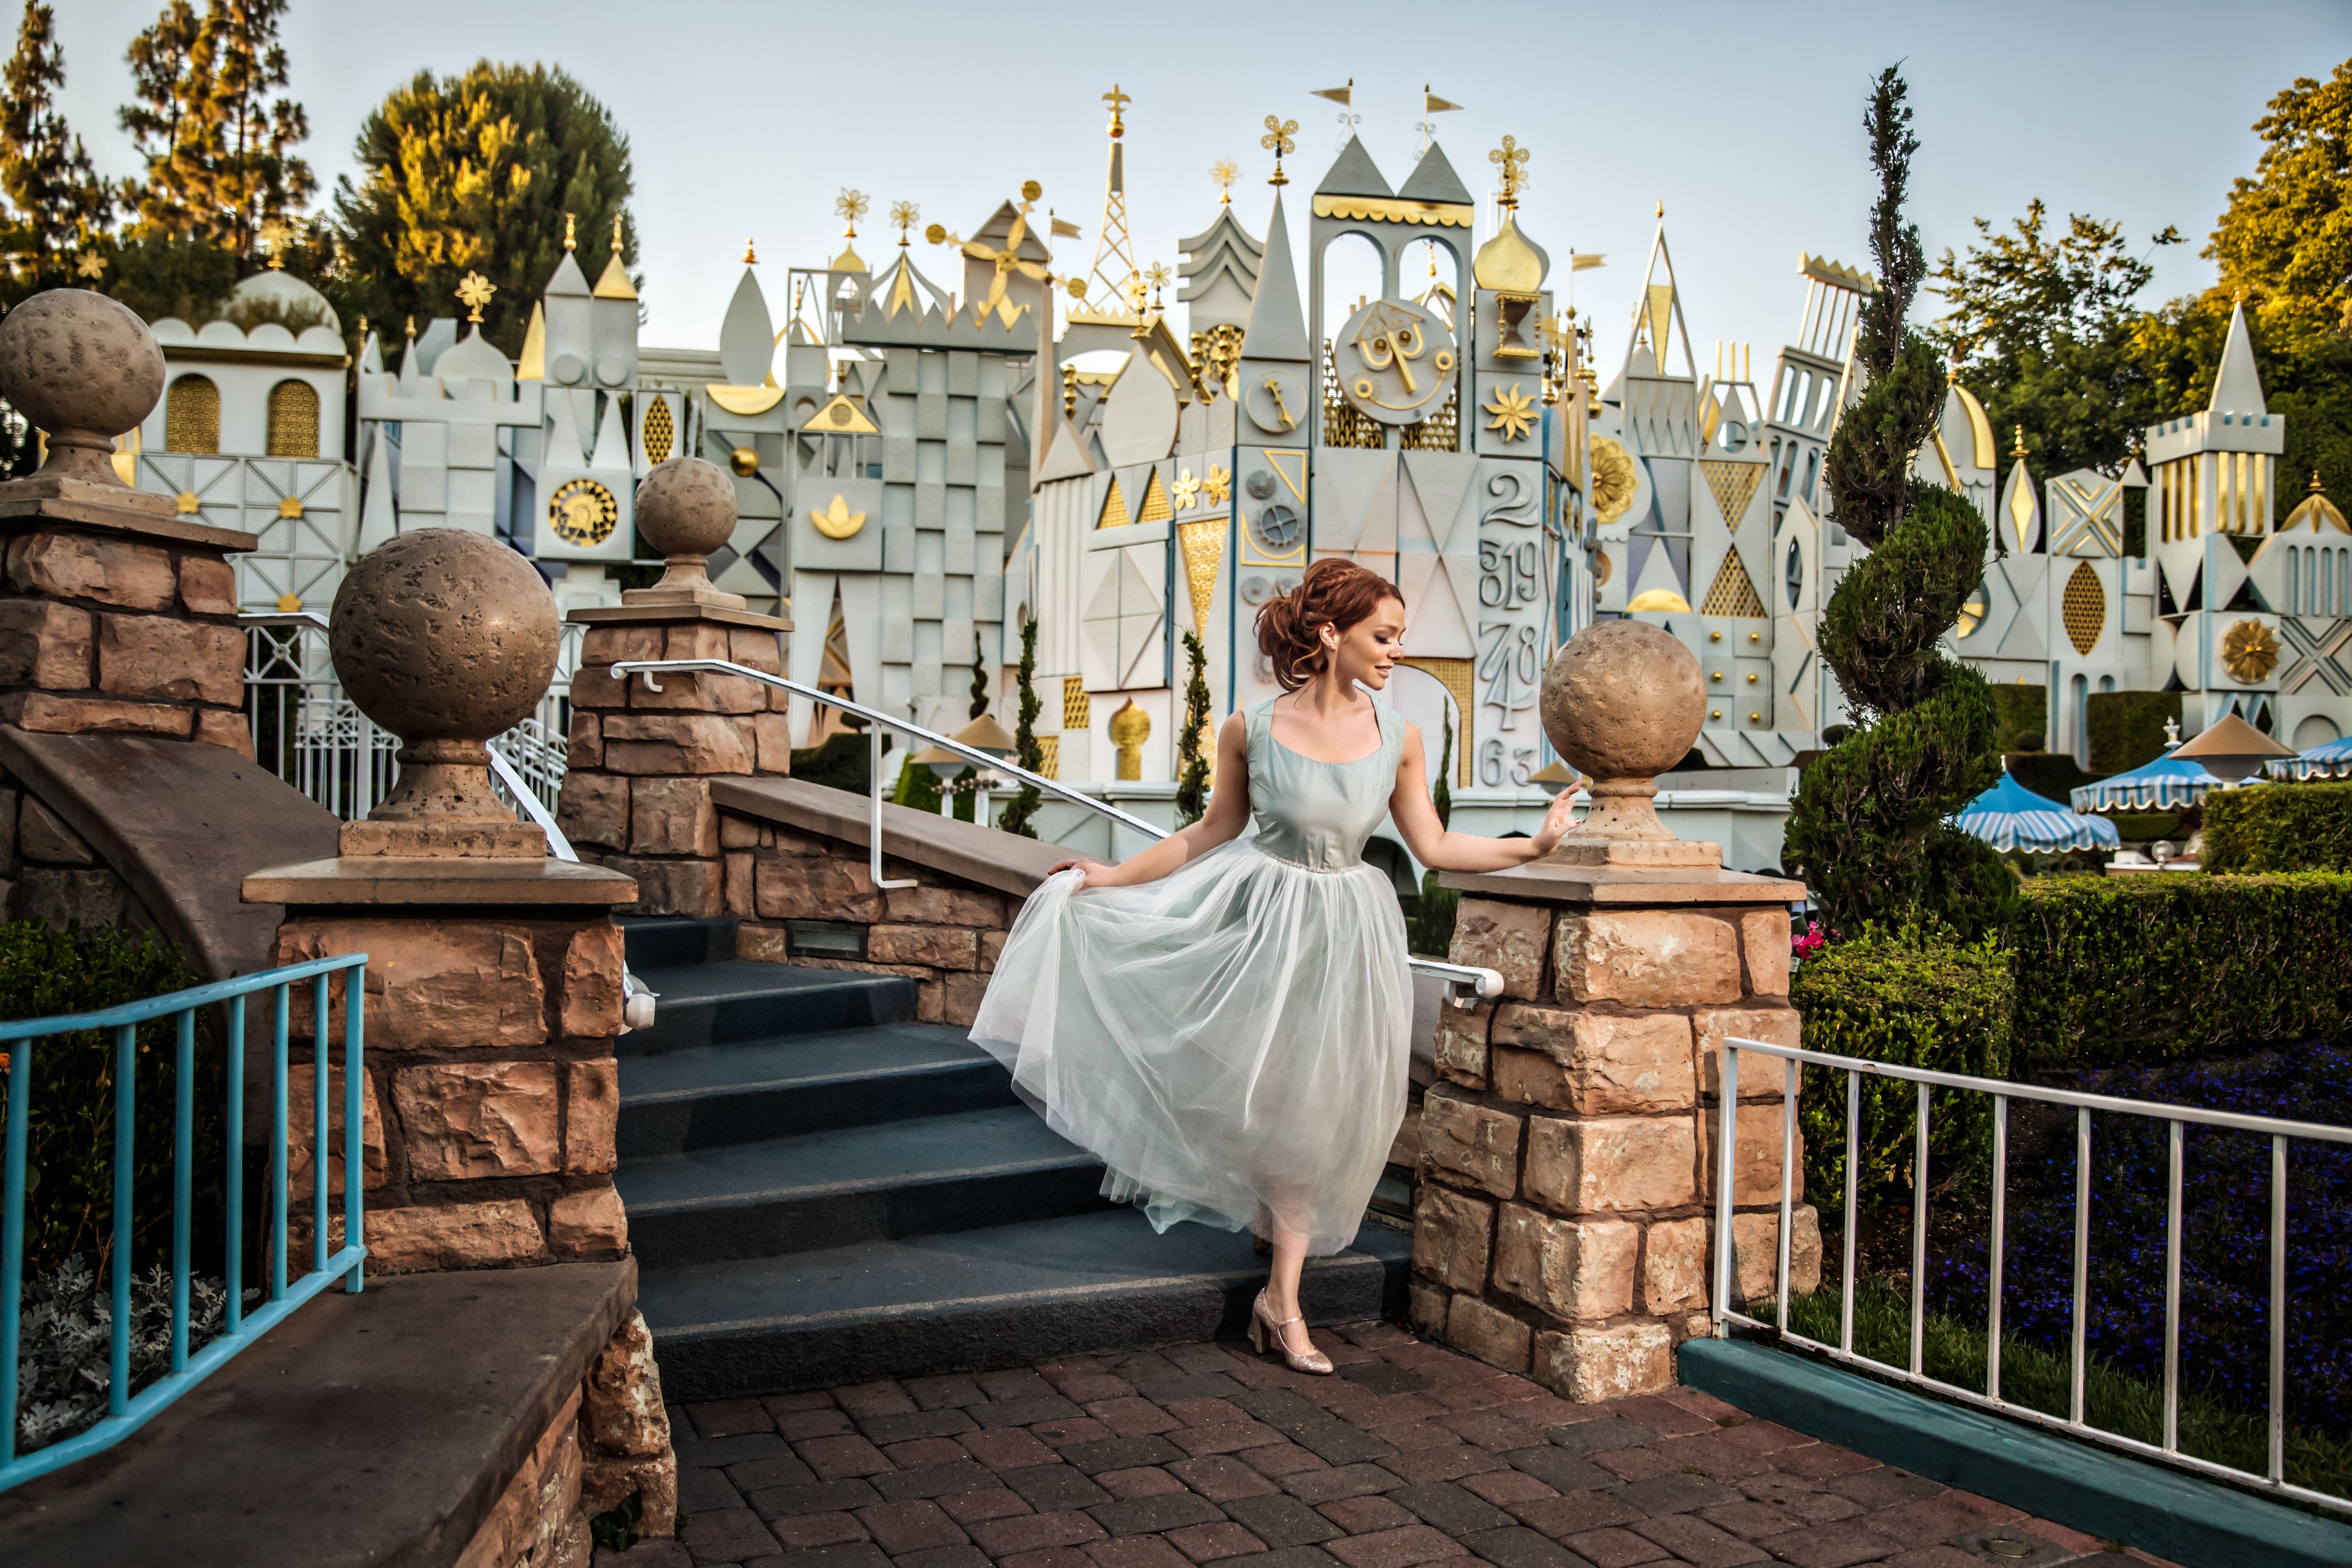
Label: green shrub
xmin=1988 ymin=682 xmax=2047 ymax=753
xmin=1788 ymin=921 xmax=2014 ymax=1213
xmin=2086 ymin=690 xmax=2181 ymax=776
xmin=2203 ymin=782 xmax=2352 ymax=873
xmin=789 ymin=731 xmax=871 ymax=795
xmin=1409 ymin=871 xmax=1458 ymax=959
xmin=2011 ymin=873 xmax=2352 ymax=1069
xmin=0 ymin=923 xmax=215 ymax=1275
xmin=2003 ymin=751 xmax=2100 ymax=806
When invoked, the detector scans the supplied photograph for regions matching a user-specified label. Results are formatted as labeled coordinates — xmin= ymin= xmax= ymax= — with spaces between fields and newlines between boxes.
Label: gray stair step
xmin=622 ymin=960 xmax=916 ymax=1055
xmin=617 ymin=1025 xmax=1014 ymax=1156
xmin=637 ymin=1207 xmax=1414 ymax=1401
xmin=619 ymin=915 xmax=738 ymax=971
xmin=617 ymin=1106 xmax=1110 ymax=1267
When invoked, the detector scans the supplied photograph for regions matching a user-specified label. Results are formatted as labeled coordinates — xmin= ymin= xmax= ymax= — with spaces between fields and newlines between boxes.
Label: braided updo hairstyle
xmin=1254 ymin=558 xmax=1403 ymax=691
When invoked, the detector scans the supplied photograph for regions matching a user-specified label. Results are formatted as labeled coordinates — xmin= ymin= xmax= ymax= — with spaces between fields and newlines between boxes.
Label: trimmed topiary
xmin=1782 ymin=69 xmax=2014 ymax=940
xmin=2202 ymin=780 xmax=2352 ymax=873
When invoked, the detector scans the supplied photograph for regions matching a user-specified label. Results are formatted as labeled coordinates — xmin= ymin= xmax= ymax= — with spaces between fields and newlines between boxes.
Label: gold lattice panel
xmin=1178 ymin=519 xmax=1223 ymax=635
xmin=2062 ymin=560 xmax=2106 ymax=656
xmin=1062 ymin=676 xmax=1091 ymax=728
xmin=1399 ymin=383 xmax=1460 ymax=453
xmin=1098 ymin=477 xmax=1131 ymax=529
xmin=1320 ymin=340 xmax=1385 ymax=450
xmin=166 ymin=375 xmax=219 ymax=454
xmin=1036 ymin=735 xmax=1060 ymax=779
xmin=1699 ymin=549 xmax=1767 ymax=619
xmin=1403 ymin=657 xmax=1474 ymax=788
xmin=265 ymin=381 xmax=319 ymax=458
xmin=642 ymin=396 xmax=675 ymax=465
xmin=1137 ymin=471 xmax=1173 ymax=523
xmin=1697 ymin=460 xmax=1763 ymax=528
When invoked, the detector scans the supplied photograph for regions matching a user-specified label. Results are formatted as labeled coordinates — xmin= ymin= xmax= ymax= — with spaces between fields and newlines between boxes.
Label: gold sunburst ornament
xmin=890 ymin=200 xmax=919 ymax=245
xmin=811 ymin=494 xmax=867 ymax=540
xmin=1482 ymin=382 xmax=1537 ymax=441
xmin=1588 ymin=435 xmax=1639 ymax=526
xmin=2221 ymin=619 xmax=2279 ymax=684
xmin=548 ymin=478 xmax=618 ymax=547
xmin=835 ymin=189 xmax=870 ymax=237
xmin=1211 ymin=159 xmax=1239 ymax=202
xmin=455 ymin=271 xmax=497 ymax=324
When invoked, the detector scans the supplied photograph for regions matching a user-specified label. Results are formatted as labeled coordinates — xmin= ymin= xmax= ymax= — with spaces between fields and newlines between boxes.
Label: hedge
xmin=2085 ymin=689 xmax=2181 ymax=776
xmin=1989 ymin=682 xmax=2047 ymax=754
xmin=2203 ymin=781 xmax=2352 ymax=873
xmin=1789 ymin=922 xmax=2015 ymax=1213
xmin=2010 ymin=873 xmax=2352 ymax=1070
xmin=0 ymin=922 xmax=215 ymax=1274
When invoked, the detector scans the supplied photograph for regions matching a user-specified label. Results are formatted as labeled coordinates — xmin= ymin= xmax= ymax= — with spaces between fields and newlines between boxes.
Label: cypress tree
xmin=1174 ymin=631 xmax=1212 ymax=827
xmin=1782 ymin=69 xmax=2014 ymax=938
xmin=996 ymin=614 xmax=1046 ymax=840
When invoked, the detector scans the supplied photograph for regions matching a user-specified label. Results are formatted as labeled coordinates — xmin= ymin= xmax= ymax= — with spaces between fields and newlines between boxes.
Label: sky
xmin=51 ymin=0 xmax=2352 ymax=372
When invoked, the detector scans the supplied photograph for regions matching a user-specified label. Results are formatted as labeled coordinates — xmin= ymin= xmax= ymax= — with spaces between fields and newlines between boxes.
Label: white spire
xmin=2209 ymin=297 xmax=2266 ymax=418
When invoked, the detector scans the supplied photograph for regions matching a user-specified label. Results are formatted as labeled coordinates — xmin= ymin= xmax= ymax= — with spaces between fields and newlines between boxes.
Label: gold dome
xmin=1473 ymin=210 xmax=1546 ymax=293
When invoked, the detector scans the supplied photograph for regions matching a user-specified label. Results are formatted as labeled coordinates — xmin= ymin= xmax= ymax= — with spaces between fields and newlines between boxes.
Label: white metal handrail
xmin=609 ymin=656 xmax=1506 ymax=1007
xmin=1713 ymin=1032 xmax=2352 ymax=1515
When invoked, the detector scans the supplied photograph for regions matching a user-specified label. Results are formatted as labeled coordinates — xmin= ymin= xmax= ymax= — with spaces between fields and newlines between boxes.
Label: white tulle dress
xmin=969 ymin=697 xmax=1413 ymax=1256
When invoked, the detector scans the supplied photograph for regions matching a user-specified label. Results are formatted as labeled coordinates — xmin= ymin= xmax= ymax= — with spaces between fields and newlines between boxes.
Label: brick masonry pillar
xmin=1408 ymin=618 xmax=1819 ymax=1403
xmin=0 ymin=289 xmax=256 ymax=755
xmin=556 ymin=457 xmax=791 ymax=919
xmin=244 ymin=525 xmax=679 ymax=1542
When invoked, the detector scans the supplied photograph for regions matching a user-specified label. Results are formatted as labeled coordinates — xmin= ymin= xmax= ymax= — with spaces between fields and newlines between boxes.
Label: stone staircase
xmin=616 ymin=917 xmax=1411 ymax=1402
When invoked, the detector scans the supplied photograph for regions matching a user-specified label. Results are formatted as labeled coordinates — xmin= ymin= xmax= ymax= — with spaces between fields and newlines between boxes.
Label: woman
xmin=969 ymin=559 xmax=1579 ymax=1373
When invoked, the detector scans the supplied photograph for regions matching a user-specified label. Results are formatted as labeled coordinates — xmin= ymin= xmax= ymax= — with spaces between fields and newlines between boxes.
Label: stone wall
xmin=273 ymin=911 xmax=629 ymax=1274
xmin=560 ymin=621 xmax=794 ymax=919
xmin=455 ymin=1309 xmax=678 ymax=1568
xmin=0 ymin=780 xmax=149 ymax=930
xmin=1408 ymin=894 xmax=1820 ymax=1402
xmin=722 ymin=814 xmax=1011 ymax=1029
xmin=0 ymin=517 xmax=252 ymax=754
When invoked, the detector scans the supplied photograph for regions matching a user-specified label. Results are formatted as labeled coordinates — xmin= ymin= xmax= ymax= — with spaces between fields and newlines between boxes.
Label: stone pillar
xmin=0 ymin=290 xmax=254 ymax=753
xmin=1409 ymin=620 xmax=1817 ymax=1403
xmin=557 ymin=456 xmax=793 ymax=918
xmin=243 ymin=526 xmax=676 ymax=1541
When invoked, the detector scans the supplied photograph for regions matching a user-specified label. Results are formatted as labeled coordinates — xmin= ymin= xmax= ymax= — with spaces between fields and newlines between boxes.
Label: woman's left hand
xmin=1528 ymin=787 xmax=1582 ymax=856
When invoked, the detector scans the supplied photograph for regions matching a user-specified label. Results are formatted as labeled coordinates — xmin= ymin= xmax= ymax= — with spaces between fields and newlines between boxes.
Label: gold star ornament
xmin=1482 ymin=382 xmax=1537 ymax=441
xmin=74 ymin=250 xmax=106 ymax=279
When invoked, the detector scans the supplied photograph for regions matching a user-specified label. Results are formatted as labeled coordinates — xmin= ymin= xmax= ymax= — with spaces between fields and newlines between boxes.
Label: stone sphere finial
xmin=329 ymin=528 xmax=561 ymax=856
xmin=0 ymin=289 xmax=165 ymax=488
xmin=626 ymin=456 xmax=746 ymax=609
xmin=1537 ymin=619 xmax=1718 ymax=867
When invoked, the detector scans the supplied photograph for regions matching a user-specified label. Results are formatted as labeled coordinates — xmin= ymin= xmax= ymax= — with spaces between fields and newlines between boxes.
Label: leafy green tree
xmin=1929 ymin=201 xmax=2179 ymax=477
xmin=0 ymin=1 xmax=112 ymax=265
xmin=2208 ymin=59 xmax=2352 ymax=313
xmin=332 ymin=61 xmax=635 ymax=357
xmin=1174 ymin=632 xmax=1212 ymax=826
xmin=997 ymin=615 xmax=1046 ymax=840
xmin=1783 ymin=67 xmax=2012 ymax=939
xmin=119 ymin=0 xmax=312 ymax=254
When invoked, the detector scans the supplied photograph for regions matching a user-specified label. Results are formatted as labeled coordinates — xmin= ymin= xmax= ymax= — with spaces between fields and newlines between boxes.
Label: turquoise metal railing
xmin=1 ymin=952 xmax=369 ymax=1490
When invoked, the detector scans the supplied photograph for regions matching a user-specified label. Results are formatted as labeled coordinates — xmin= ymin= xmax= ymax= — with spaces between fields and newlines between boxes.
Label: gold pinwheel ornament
xmin=931 ymin=180 xmax=1060 ymax=328
xmin=455 ymin=271 xmax=497 ymax=323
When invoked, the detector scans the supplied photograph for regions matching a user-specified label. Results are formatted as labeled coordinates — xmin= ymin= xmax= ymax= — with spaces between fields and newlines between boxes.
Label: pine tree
xmin=1782 ymin=68 xmax=2013 ymax=939
xmin=119 ymin=0 xmax=312 ymax=254
xmin=0 ymin=1 xmax=112 ymax=265
xmin=997 ymin=615 xmax=1046 ymax=840
xmin=1173 ymin=631 xmax=1212 ymax=827
xmin=332 ymin=61 xmax=635 ymax=357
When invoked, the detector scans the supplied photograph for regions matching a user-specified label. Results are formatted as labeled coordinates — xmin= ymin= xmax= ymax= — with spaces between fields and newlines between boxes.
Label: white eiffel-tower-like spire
xmin=1081 ymin=85 xmax=1142 ymax=319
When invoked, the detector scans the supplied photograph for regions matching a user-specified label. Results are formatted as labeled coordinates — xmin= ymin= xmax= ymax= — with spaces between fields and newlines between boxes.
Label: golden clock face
xmin=1333 ymin=297 xmax=1456 ymax=427
xmin=548 ymin=478 xmax=619 ymax=547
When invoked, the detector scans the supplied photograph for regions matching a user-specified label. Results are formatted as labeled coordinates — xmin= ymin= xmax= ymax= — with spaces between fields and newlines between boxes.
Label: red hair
xmin=1254 ymin=559 xmax=1403 ymax=691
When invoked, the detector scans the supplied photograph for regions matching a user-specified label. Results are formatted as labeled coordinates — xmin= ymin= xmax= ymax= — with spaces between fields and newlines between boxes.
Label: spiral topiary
xmin=1782 ymin=69 xmax=2016 ymax=939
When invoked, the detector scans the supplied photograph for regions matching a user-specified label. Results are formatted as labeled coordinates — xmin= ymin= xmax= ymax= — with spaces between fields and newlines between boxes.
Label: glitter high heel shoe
xmin=1250 ymin=1290 xmax=1334 ymax=1375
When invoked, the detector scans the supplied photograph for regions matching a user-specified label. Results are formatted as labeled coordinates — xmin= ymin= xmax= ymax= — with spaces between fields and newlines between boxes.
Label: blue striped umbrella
xmin=1955 ymin=770 xmax=2121 ymax=853
xmin=2071 ymin=752 xmax=2225 ymax=813
xmin=2267 ymin=736 xmax=2352 ymax=782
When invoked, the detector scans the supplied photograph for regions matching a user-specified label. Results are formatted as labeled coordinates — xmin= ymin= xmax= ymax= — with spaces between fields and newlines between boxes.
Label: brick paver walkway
xmin=601 ymin=1323 xmax=2172 ymax=1568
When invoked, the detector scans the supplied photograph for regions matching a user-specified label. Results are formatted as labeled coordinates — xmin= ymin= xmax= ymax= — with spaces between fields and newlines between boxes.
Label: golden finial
xmin=1062 ymin=362 xmax=1078 ymax=417
xmin=257 ymin=216 xmax=290 ymax=269
xmin=357 ymin=314 xmax=368 ymax=339
xmin=1656 ymin=199 xmax=1665 ymax=218
xmin=1488 ymin=137 xmax=1529 ymax=209
xmin=455 ymin=271 xmax=496 ymax=324
xmin=1145 ymin=261 xmax=1172 ymax=312
xmin=564 ymin=212 xmax=577 ymax=251
xmin=835 ymin=188 xmax=870 ymax=239
xmin=611 ymin=212 xmax=625 ymax=255
xmin=744 ymin=236 xmax=758 ymax=264
xmin=890 ymin=200 xmax=920 ymax=247
xmin=2311 ymin=470 xmax=2326 ymax=494
xmin=1261 ymin=115 xmax=1297 ymax=187
xmin=1104 ymin=84 xmax=1131 ymax=138
xmin=2013 ymin=424 xmax=2028 ymax=459
xmin=1211 ymin=158 xmax=1238 ymax=203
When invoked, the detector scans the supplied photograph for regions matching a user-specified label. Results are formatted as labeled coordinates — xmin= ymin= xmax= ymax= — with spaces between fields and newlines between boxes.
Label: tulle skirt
xmin=969 ymin=837 xmax=1412 ymax=1256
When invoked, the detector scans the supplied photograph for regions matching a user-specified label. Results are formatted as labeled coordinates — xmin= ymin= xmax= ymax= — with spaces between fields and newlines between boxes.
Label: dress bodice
xmin=1242 ymin=698 xmax=1403 ymax=871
